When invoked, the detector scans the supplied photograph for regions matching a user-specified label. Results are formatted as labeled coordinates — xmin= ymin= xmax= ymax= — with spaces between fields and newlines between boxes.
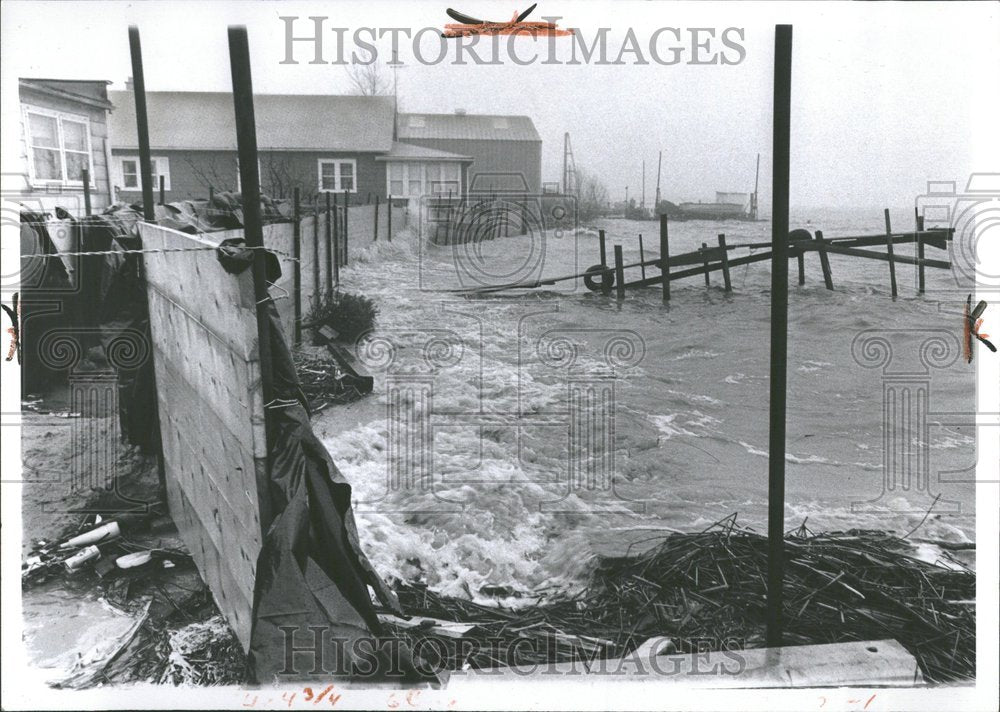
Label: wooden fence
xmin=140 ymin=222 xmax=269 ymax=648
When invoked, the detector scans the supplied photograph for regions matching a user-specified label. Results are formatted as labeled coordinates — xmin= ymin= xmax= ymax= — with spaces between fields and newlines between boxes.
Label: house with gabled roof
xmin=13 ymin=79 xmax=116 ymax=215
xmin=108 ymin=89 xmax=542 ymax=204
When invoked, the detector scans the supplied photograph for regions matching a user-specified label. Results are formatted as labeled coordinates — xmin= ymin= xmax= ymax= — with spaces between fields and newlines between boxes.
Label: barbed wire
xmin=18 ymin=245 xmax=300 ymax=262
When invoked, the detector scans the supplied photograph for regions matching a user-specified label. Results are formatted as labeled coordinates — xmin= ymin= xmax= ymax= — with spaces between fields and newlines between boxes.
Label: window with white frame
xmin=318 ymin=159 xmax=356 ymax=192
xmin=386 ymin=162 xmax=462 ymax=198
xmin=23 ymin=106 xmax=94 ymax=185
xmin=116 ymin=156 xmax=170 ymax=191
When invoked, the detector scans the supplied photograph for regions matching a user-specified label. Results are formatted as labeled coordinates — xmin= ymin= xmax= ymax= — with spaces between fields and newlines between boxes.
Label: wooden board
xmin=140 ymin=222 xmax=268 ymax=651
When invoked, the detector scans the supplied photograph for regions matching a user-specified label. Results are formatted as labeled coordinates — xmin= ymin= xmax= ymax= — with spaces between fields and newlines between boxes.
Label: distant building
xmin=12 ymin=79 xmax=115 ymax=215
xmin=108 ymin=90 xmax=542 ymax=203
xmin=397 ymin=112 xmax=542 ymax=195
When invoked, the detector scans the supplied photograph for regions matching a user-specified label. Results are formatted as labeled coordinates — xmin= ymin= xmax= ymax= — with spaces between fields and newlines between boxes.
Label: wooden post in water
xmin=883 ymin=208 xmax=898 ymax=298
xmin=660 ymin=214 xmax=670 ymax=302
xmin=228 ymin=25 xmax=274 ymax=527
xmin=814 ymin=230 xmax=834 ymax=290
xmin=614 ymin=245 xmax=626 ymax=302
xmin=82 ymin=168 xmax=92 ymax=216
xmin=717 ymin=234 xmax=732 ymax=292
xmin=127 ymin=26 xmax=155 ymax=222
xmin=639 ymin=234 xmax=646 ymax=281
xmin=292 ymin=187 xmax=301 ymax=344
xmin=916 ymin=212 xmax=925 ymax=293
xmin=766 ymin=23 xmax=793 ymax=650
xmin=374 ymin=194 xmax=380 ymax=241
xmin=701 ymin=242 xmax=711 ymax=287
xmin=796 ymin=246 xmax=805 ymax=285
xmin=598 ymin=229 xmax=610 ymax=296
xmin=159 ymin=175 xmax=165 ymax=205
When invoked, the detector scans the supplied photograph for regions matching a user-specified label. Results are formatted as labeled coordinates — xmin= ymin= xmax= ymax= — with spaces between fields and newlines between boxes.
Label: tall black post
xmin=767 ymin=23 xmax=793 ymax=649
xmin=82 ymin=168 xmax=92 ymax=216
xmin=229 ymin=25 xmax=274 ymax=530
xmin=292 ymin=187 xmax=302 ymax=344
xmin=127 ymin=26 xmax=155 ymax=221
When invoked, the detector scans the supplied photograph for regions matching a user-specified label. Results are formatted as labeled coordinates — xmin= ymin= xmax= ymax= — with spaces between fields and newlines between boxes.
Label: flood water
xmin=314 ymin=207 xmax=976 ymax=603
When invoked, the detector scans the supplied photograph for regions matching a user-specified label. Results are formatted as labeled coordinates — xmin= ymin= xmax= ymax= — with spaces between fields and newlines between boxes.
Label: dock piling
xmin=598 ymin=229 xmax=611 ymax=296
xmin=814 ymin=230 xmax=834 ymax=290
xmin=614 ymin=245 xmax=626 ymax=302
xmin=717 ymin=234 xmax=732 ymax=292
xmin=796 ymin=246 xmax=805 ymax=285
xmin=884 ymin=209 xmax=898 ymax=298
xmin=916 ymin=214 xmax=925 ymax=293
xmin=660 ymin=214 xmax=670 ymax=302
xmin=639 ymin=234 xmax=646 ymax=281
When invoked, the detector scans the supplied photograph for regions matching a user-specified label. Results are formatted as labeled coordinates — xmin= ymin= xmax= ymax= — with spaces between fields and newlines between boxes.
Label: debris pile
xmin=293 ymin=348 xmax=369 ymax=414
xmin=385 ymin=515 xmax=975 ymax=683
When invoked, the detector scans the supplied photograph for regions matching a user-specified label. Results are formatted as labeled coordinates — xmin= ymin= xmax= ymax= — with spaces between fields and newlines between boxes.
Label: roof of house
xmin=20 ymin=78 xmax=114 ymax=110
xmin=375 ymin=142 xmax=472 ymax=162
xmin=108 ymin=91 xmax=395 ymax=152
xmin=398 ymin=112 xmax=540 ymax=142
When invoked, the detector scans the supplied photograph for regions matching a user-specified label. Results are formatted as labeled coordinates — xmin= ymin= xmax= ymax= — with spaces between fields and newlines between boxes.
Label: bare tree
xmin=346 ymin=63 xmax=392 ymax=96
xmin=576 ymin=168 xmax=610 ymax=220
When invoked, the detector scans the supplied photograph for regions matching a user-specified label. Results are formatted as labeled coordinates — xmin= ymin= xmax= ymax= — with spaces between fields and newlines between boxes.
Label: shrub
xmin=307 ymin=291 xmax=379 ymax=342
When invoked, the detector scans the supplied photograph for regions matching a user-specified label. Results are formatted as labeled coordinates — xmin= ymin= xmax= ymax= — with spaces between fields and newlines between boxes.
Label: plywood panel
xmin=141 ymin=222 xmax=267 ymax=651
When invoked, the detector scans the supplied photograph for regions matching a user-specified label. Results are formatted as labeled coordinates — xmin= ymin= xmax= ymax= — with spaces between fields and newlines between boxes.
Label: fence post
xmin=332 ymin=190 xmax=340 ymax=288
xmin=614 ymin=244 xmax=626 ymax=302
xmin=293 ymin=187 xmax=301 ymax=344
xmin=343 ymin=189 xmax=350 ymax=265
xmin=814 ymin=230 xmax=834 ymax=290
xmin=701 ymin=242 xmax=711 ymax=287
xmin=82 ymin=168 xmax=92 ymax=216
xmin=660 ymin=214 xmax=670 ymax=302
xmin=228 ymin=25 xmax=274 ymax=531
xmin=312 ymin=195 xmax=320 ymax=306
xmin=374 ymin=194 xmax=380 ymax=241
xmin=717 ymin=234 xmax=733 ymax=292
xmin=387 ymin=195 xmax=392 ymax=241
xmin=325 ymin=192 xmax=333 ymax=295
xmin=884 ymin=208 xmax=898 ymax=298
xmin=639 ymin=234 xmax=646 ymax=281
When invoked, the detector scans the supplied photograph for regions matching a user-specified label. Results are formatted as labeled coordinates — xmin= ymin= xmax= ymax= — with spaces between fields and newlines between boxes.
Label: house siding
xmin=15 ymin=84 xmax=113 ymax=215
xmin=398 ymin=138 xmax=542 ymax=195
xmin=111 ymin=149 xmax=388 ymax=204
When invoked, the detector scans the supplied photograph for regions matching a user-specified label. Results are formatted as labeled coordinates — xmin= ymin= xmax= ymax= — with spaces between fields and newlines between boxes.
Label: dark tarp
xmin=225 ymin=256 xmax=435 ymax=684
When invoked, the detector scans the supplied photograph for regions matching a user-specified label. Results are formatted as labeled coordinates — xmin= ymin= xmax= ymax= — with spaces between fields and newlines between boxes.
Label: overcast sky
xmin=3 ymin=1 xmax=998 ymax=210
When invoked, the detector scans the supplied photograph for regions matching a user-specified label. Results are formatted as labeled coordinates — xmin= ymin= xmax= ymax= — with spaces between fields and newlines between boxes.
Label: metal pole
xmin=228 ymin=27 xmax=274 ymax=526
xmin=127 ymin=26 xmax=155 ymax=221
xmin=332 ymin=190 xmax=339 ymax=286
xmin=374 ymin=194 xmax=380 ymax=241
xmin=312 ymin=195 xmax=319 ymax=304
xmin=292 ymin=187 xmax=301 ymax=344
xmin=82 ymin=168 xmax=92 ymax=216
xmin=766 ymin=23 xmax=793 ymax=649
xmin=343 ymin=189 xmax=350 ymax=265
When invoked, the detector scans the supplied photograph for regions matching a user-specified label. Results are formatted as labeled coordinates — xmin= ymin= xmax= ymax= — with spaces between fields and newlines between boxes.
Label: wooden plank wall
xmin=140 ymin=222 xmax=268 ymax=649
